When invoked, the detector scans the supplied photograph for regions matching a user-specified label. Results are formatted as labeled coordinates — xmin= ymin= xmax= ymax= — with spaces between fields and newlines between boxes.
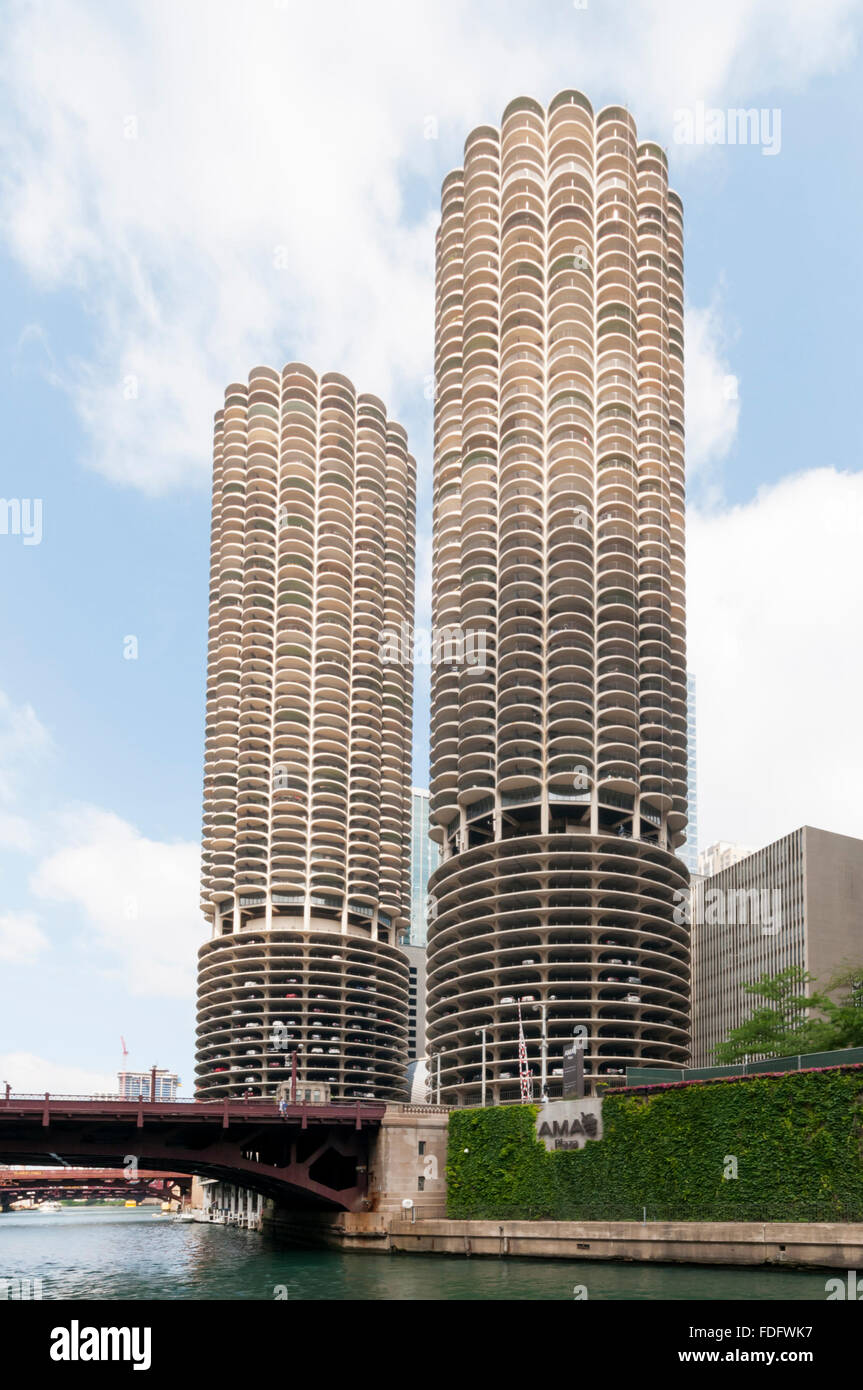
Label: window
xmin=417 ymin=1176 xmax=425 ymax=1192
xmin=418 ymin=1140 xmax=426 ymax=1156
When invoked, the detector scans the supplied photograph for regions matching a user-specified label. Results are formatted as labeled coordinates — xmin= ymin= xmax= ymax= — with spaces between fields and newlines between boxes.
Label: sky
xmin=1 ymin=0 xmax=861 ymax=1095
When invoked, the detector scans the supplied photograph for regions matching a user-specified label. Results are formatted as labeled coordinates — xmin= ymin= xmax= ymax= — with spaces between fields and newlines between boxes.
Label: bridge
xmin=0 ymin=1167 xmax=191 ymax=1211
xmin=0 ymin=1092 xmax=386 ymax=1213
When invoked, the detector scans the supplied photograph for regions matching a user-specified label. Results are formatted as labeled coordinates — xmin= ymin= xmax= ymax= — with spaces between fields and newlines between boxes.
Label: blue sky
xmin=1 ymin=0 xmax=862 ymax=1094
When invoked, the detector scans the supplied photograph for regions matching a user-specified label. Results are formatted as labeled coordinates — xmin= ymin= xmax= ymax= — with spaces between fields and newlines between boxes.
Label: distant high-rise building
xmin=698 ymin=840 xmax=753 ymax=878
xmin=691 ymin=826 xmax=863 ymax=1066
xmin=426 ymin=92 xmax=691 ymax=1104
xmin=195 ymin=363 xmax=416 ymax=1102
xmin=679 ymin=673 xmax=698 ymax=873
xmin=409 ymin=788 xmax=439 ymax=946
xmin=118 ymin=1069 xmax=180 ymax=1101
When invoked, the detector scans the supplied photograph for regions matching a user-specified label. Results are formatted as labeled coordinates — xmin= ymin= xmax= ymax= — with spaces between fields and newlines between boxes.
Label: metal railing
xmin=1 ymin=1090 xmax=461 ymax=1117
xmin=3 ymin=1093 xmax=204 ymax=1103
xmin=1 ymin=1090 xmax=385 ymax=1110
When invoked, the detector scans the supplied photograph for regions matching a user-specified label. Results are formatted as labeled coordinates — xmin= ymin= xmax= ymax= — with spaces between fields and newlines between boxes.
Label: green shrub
xmin=446 ymin=1069 xmax=863 ymax=1222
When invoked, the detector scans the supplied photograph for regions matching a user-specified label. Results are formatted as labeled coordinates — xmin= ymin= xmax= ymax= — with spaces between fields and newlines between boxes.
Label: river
xmin=0 ymin=1208 xmax=837 ymax=1300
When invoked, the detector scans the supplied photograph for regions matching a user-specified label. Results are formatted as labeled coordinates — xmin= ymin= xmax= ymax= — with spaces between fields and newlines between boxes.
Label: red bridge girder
xmin=0 ymin=1097 xmax=386 ymax=1212
xmin=0 ymin=1168 xmax=188 ymax=1186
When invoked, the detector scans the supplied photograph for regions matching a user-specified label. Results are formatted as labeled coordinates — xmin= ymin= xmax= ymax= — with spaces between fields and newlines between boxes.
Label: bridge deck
xmin=0 ymin=1095 xmax=388 ymax=1212
xmin=1 ymin=1095 xmax=385 ymax=1128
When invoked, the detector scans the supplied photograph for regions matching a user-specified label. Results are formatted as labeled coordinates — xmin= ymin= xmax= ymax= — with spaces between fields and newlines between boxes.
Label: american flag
xmin=517 ymin=1002 xmax=532 ymax=1104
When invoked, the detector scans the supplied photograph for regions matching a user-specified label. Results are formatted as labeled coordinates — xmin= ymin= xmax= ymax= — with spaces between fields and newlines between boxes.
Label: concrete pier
xmin=201 ymin=1180 xmax=264 ymax=1229
xmin=390 ymin=1218 xmax=863 ymax=1268
xmin=261 ymin=1211 xmax=863 ymax=1269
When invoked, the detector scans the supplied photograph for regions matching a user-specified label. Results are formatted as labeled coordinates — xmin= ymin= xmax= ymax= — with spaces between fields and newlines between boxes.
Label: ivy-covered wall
xmin=446 ymin=1069 xmax=863 ymax=1222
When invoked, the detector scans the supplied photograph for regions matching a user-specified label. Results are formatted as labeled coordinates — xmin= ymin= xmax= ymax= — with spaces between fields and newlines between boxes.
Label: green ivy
xmin=446 ymin=1070 xmax=863 ymax=1222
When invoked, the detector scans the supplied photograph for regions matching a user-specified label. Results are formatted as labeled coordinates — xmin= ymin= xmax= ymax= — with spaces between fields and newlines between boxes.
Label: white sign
xmin=535 ymin=1098 xmax=603 ymax=1152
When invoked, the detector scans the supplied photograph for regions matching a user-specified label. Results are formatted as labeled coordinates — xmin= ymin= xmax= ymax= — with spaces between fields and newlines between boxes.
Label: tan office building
xmin=426 ymin=92 xmax=691 ymax=1103
xmin=691 ymin=825 xmax=863 ymax=1066
xmin=195 ymin=363 xmax=416 ymax=1101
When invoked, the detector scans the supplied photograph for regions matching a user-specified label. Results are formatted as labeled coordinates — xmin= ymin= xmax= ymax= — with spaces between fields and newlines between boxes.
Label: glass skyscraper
xmin=409 ymin=788 xmax=439 ymax=947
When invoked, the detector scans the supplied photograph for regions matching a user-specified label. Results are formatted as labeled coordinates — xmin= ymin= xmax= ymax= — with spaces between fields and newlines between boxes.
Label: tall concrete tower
xmin=196 ymin=362 xmax=416 ymax=1102
xmin=679 ymin=672 xmax=698 ymax=873
xmin=426 ymin=93 xmax=691 ymax=1103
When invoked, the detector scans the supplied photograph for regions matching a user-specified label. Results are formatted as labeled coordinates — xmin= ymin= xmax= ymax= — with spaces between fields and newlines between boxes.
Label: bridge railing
xmin=2 ymin=1093 xmax=209 ymax=1103
xmin=0 ymin=1091 xmax=393 ymax=1117
xmin=2 ymin=1092 xmax=383 ymax=1106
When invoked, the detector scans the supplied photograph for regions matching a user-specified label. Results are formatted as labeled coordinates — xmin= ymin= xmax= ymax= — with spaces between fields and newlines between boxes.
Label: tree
xmin=712 ymin=966 xmax=847 ymax=1064
xmin=817 ymin=966 xmax=863 ymax=1050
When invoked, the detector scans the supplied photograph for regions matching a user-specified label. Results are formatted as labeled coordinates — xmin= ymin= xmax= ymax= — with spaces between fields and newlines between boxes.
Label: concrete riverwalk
xmin=262 ymin=1208 xmax=863 ymax=1269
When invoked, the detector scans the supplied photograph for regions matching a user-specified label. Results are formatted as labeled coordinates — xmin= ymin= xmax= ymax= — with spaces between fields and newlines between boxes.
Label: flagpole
xmin=517 ymin=1001 xmax=532 ymax=1104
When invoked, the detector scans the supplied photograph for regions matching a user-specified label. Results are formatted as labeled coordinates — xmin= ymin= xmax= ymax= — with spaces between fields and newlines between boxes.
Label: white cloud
xmin=0 ymin=1051 xmax=115 ymax=1096
xmin=0 ymin=812 xmax=34 ymax=852
xmin=0 ymin=0 xmax=858 ymax=492
xmin=688 ymin=467 xmax=863 ymax=850
xmin=0 ymin=689 xmax=51 ymax=770
xmin=0 ymin=911 xmax=48 ymax=964
xmin=0 ymin=688 xmax=51 ymax=817
xmin=0 ymin=691 xmax=199 ymax=997
xmin=685 ymin=296 xmax=741 ymax=494
xmin=30 ymin=807 xmax=202 ymax=998
xmin=13 ymin=321 xmax=60 ymax=385
xmin=627 ymin=0 xmax=859 ymax=157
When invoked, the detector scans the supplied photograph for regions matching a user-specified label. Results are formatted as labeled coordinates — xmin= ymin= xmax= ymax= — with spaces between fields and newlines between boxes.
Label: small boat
xmin=123 ymin=1200 xmax=137 ymax=1208
xmin=37 ymin=1200 xmax=62 ymax=1213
